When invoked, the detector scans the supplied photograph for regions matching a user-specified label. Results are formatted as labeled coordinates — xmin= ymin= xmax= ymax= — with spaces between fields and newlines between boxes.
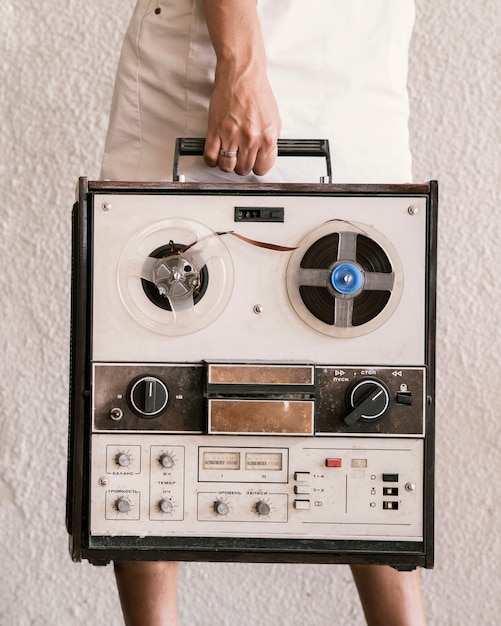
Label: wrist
xmin=214 ymin=48 xmax=267 ymax=85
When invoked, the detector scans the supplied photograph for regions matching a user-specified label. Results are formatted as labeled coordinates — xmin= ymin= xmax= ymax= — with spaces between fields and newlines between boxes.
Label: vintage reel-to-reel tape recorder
xmin=67 ymin=139 xmax=437 ymax=569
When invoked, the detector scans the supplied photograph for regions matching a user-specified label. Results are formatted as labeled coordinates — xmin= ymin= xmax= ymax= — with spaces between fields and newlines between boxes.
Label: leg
xmin=114 ymin=561 xmax=179 ymax=626
xmin=350 ymin=565 xmax=426 ymax=626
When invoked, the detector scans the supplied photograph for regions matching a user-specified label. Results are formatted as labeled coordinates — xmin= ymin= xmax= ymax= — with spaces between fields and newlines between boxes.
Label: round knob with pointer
xmin=128 ymin=375 xmax=169 ymax=418
xmin=344 ymin=378 xmax=391 ymax=426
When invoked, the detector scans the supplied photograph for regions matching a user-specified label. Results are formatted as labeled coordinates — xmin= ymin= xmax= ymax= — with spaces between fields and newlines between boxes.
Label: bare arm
xmin=202 ymin=0 xmax=281 ymax=176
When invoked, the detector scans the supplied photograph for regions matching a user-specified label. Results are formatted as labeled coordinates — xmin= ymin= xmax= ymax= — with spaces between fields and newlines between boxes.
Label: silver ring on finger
xmin=220 ymin=149 xmax=238 ymax=158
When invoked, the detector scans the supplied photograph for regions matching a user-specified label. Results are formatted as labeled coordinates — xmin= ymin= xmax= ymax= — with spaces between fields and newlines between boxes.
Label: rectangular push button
xmin=326 ymin=458 xmax=342 ymax=468
xmin=294 ymin=500 xmax=310 ymax=510
xmin=294 ymin=485 xmax=311 ymax=495
xmin=383 ymin=487 xmax=399 ymax=496
xmin=382 ymin=473 xmax=399 ymax=482
xmin=294 ymin=472 xmax=311 ymax=482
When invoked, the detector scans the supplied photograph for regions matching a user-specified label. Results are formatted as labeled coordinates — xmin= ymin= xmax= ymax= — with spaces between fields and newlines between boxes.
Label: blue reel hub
xmin=331 ymin=262 xmax=364 ymax=295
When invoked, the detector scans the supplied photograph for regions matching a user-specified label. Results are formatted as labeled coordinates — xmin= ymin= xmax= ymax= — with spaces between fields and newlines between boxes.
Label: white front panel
xmin=91 ymin=193 xmax=427 ymax=365
xmin=90 ymin=434 xmax=424 ymax=541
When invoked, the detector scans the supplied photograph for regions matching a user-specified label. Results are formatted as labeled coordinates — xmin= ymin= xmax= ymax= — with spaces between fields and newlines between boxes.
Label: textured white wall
xmin=0 ymin=1 xmax=499 ymax=625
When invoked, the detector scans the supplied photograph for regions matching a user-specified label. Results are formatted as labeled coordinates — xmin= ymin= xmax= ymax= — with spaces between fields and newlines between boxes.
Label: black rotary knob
xmin=128 ymin=375 xmax=169 ymax=418
xmin=344 ymin=378 xmax=390 ymax=426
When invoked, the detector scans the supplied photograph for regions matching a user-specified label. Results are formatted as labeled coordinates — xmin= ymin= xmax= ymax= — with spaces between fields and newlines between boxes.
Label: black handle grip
xmin=173 ymin=137 xmax=332 ymax=182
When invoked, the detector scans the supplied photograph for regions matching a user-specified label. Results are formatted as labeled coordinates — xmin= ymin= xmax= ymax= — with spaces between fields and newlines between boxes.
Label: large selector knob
xmin=344 ymin=378 xmax=391 ymax=426
xmin=214 ymin=500 xmax=230 ymax=516
xmin=128 ymin=375 xmax=169 ymax=418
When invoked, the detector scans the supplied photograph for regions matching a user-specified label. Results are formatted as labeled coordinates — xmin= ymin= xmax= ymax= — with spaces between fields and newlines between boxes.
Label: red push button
xmin=326 ymin=458 xmax=342 ymax=468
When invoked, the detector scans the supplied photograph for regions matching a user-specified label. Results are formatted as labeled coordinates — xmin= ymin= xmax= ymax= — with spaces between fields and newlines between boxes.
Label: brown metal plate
xmin=208 ymin=399 xmax=314 ymax=435
xmin=208 ymin=364 xmax=314 ymax=386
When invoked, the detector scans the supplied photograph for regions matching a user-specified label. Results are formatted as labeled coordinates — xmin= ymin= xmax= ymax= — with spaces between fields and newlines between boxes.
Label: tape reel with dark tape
xmin=286 ymin=220 xmax=404 ymax=338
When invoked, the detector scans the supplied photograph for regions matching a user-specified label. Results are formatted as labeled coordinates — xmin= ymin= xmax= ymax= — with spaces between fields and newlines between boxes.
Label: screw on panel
xmin=102 ymin=202 xmax=112 ymax=211
xmin=98 ymin=477 xmax=109 ymax=486
xmin=408 ymin=205 xmax=419 ymax=215
xmin=253 ymin=304 xmax=263 ymax=314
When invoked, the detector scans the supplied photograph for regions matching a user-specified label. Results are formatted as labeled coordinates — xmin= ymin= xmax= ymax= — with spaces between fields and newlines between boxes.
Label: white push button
xmin=294 ymin=472 xmax=311 ymax=482
xmin=294 ymin=500 xmax=310 ymax=510
xmin=294 ymin=485 xmax=311 ymax=495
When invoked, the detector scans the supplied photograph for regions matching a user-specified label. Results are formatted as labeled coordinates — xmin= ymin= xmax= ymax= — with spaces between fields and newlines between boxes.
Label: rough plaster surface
xmin=0 ymin=1 xmax=499 ymax=624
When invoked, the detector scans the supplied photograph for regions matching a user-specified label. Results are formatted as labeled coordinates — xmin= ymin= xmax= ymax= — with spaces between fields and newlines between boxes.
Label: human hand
xmin=203 ymin=59 xmax=281 ymax=176
xmin=201 ymin=0 xmax=281 ymax=177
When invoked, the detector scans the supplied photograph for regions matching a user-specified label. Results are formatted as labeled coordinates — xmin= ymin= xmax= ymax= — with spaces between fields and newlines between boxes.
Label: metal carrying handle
xmin=173 ymin=137 xmax=332 ymax=183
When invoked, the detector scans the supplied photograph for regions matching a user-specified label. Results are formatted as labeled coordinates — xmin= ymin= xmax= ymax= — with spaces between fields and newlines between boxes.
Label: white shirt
xmin=101 ymin=0 xmax=415 ymax=183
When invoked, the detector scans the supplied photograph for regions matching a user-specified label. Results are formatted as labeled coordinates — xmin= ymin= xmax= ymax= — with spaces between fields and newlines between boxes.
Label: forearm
xmin=202 ymin=0 xmax=266 ymax=68
xmin=202 ymin=0 xmax=280 ymax=176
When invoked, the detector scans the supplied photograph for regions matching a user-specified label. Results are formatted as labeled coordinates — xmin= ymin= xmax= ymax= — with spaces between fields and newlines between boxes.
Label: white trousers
xmin=101 ymin=0 xmax=415 ymax=183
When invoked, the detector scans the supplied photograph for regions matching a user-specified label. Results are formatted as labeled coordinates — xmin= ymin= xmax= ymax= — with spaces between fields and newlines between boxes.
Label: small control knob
xmin=128 ymin=375 xmax=169 ymax=418
xmin=115 ymin=452 xmax=132 ymax=468
xmin=159 ymin=498 xmax=174 ymax=514
xmin=344 ymin=378 xmax=391 ymax=426
xmin=115 ymin=497 xmax=131 ymax=514
xmin=110 ymin=407 xmax=123 ymax=421
xmin=159 ymin=454 xmax=175 ymax=469
xmin=256 ymin=501 xmax=271 ymax=516
xmin=214 ymin=500 xmax=230 ymax=516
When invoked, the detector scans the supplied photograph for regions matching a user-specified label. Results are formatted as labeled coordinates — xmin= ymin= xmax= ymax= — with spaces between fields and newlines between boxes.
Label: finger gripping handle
xmin=173 ymin=138 xmax=332 ymax=182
